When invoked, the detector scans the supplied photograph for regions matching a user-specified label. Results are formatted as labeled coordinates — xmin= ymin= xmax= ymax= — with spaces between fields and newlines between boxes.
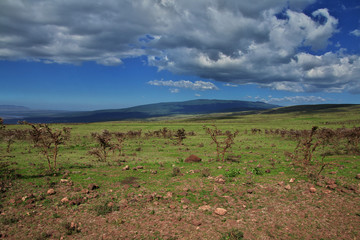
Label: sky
xmin=0 ymin=0 xmax=360 ymax=110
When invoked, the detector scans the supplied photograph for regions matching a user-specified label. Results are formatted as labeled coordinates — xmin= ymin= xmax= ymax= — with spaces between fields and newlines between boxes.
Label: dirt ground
xmin=1 ymin=174 xmax=359 ymax=240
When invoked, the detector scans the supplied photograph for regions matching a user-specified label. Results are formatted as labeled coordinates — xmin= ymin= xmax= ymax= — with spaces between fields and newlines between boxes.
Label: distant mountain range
xmin=0 ymin=99 xmax=279 ymax=124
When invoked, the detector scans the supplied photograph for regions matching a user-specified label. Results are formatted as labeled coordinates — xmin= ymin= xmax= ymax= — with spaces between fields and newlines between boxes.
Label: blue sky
xmin=0 ymin=0 xmax=360 ymax=110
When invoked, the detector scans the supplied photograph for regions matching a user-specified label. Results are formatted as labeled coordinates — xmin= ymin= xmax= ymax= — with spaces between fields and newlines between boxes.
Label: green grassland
xmin=1 ymin=105 xmax=360 ymax=239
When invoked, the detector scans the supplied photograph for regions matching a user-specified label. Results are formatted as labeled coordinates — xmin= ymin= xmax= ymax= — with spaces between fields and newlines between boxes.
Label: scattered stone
xmin=278 ymin=181 xmax=284 ymax=186
xmin=215 ymin=175 xmax=226 ymax=184
xmin=214 ymin=208 xmax=227 ymax=216
xmin=198 ymin=205 xmax=212 ymax=211
xmin=181 ymin=198 xmax=190 ymax=204
xmin=88 ymin=183 xmax=99 ymax=190
xmin=150 ymin=170 xmax=157 ymax=174
xmin=119 ymin=199 xmax=128 ymax=207
xmin=356 ymin=173 xmax=360 ymax=179
xmin=47 ymin=189 xmax=55 ymax=195
xmin=60 ymin=179 xmax=69 ymax=183
xmin=284 ymin=184 xmax=291 ymax=190
xmin=61 ymin=197 xmax=69 ymax=203
xmin=217 ymin=166 xmax=223 ymax=169
xmin=184 ymin=154 xmax=202 ymax=163
xmin=132 ymin=167 xmax=137 ymax=171
xmin=289 ymin=178 xmax=295 ymax=183
xmin=165 ymin=192 xmax=173 ymax=199
xmin=265 ymin=169 xmax=271 ymax=173
xmin=191 ymin=220 xmax=202 ymax=226
xmin=81 ymin=189 xmax=90 ymax=194
xmin=122 ymin=165 xmax=130 ymax=171
xmin=107 ymin=202 xmax=114 ymax=208
xmin=247 ymin=189 xmax=254 ymax=194
xmin=329 ymin=171 xmax=337 ymax=175
xmin=309 ymin=187 xmax=316 ymax=193
xmin=169 ymin=205 xmax=176 ymax=209
xmin=182 ymin=205 xmax=188 ymax=209
xmin=327 ymin=184 xmax=337 ymax=190
xmin=136 ymin=166 xmax=144 ymax=169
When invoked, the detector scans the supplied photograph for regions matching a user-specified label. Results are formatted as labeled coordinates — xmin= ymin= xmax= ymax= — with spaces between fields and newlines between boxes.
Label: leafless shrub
xmin=21 ymin=122 xmax=71 ymax=171
xmin=88 ymin=130 xmax=113 ymax=162
xmin=204 ymin=125 xmax=239 ymax=161
xmin=173 ymin=128 xmax=186 ymax=145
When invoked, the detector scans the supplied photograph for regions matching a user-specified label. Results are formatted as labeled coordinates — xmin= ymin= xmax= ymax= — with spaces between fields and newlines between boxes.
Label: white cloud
xmin=0 ymin=0 xmax=359 ymax=94
xmin=148 ymin=80 xmax=219 ymax=91
xmin=350 ymin=29 xmax=360 ymax=37
xmin=266 ymin=96 xmax=326 ymax=104
xmin=224 ymin=83 xmax=238 ymax=87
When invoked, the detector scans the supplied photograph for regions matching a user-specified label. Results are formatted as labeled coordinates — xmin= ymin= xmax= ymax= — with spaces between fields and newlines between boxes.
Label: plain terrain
xmin=1 ymin=105 xmax=360 ymax=239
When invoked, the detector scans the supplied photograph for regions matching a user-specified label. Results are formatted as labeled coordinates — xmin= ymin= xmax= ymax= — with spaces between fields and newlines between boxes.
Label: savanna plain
xmin=1 ymin=106 xmax=360 ymax=240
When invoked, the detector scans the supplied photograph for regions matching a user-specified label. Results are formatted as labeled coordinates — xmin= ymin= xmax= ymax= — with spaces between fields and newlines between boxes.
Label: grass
xmin=0 ymin=106 xmax=360 ymax=239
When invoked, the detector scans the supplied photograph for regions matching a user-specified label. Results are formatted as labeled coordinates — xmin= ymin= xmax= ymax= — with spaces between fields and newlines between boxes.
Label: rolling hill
xmin=1 ymin=99 xmax=279 ymax=124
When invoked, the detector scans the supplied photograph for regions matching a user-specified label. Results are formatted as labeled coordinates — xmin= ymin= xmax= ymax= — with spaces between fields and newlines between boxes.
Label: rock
xmin=181 ymin=198 xmax=190 ymax=204
xmin=247 ymin=189 xmax=254 ymax=194
xmin=289 ymin=178 xmax=295 ymax=183
xmin=150 ymin=170 xmax=157 ymax=174
xmin=215 ymin=175 xmax=226 ymax=184
xmin=88 ymin=183 xmax=99 ymax=190
xmin=60 ymin=179 xmax=69 ymax=183
xmin=47 ymin=189 xmax=55 ymax=195
xmin=183 ymin=205 xmax=188 ymax=209
xmin=356 ymin=173 xmax=360 ymax=179
xmin=81 ymin=189 xmax=90 ymax=194
xmin=136 ymin=166 xmax=144 ymax=169
xmin=265 ymin=169 xmax=271 ymax=173
xmin=214 ymin=208 xmax=227 ymax=216
xmin=284 ymin=184 xmax=291 ymax=190
xmin=61 ymin=197 xmax=69 ymax=203
xmin=165 ymin=192 xmax=173 ymax=199
xmin=327 ymin=184 xmax=337 ymax=190
xmin=191 ymin=220 xmax=202 ymax=226
xmin=122 ymin=165 xmax=130 ymax=171
xmin=309 ymin=187 xmax=316 ymax=193
xmin=169 ymin=205 xmax=176 ymax=209
xmin=198 ymin=205 xmax=212 ymax=211
xmin=107 ymin=202 xmax=114 ymax=208
xmin=184 ymin=155 xmax=202 ymax=163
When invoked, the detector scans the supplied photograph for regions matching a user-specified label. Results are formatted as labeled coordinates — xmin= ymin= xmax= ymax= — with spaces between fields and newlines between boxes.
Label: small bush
xmin=220 ymin=229 xmax=244 ymax=240
xmin=172 ymin=167 xmax=182 ymax=177
xmin=201 ymin=167 xmax=211 ymax=177
xmin=225 ymin=168 xmax=242 ymax=178
xmin=94 ymin=202 xmax=119 ymax=216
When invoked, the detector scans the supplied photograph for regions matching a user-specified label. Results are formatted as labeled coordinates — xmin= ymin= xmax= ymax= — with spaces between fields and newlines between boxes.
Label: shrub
xmin=220 ymin=229 xmax=244 ymax=240
xmin=204 ymin=125 xmax=239 ymax=161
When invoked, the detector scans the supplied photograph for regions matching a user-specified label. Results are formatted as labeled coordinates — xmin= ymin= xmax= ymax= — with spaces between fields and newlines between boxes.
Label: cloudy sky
xmin=1 ymin=0 xmax=360 ymax=110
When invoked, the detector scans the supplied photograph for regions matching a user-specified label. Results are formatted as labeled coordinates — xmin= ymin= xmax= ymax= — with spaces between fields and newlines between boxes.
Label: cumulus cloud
xmin=148 ymin=80 xmax=219 ymax=91
xmin=350 ymin=29 xmax=360 ymax=37
xmin=266 ymin=96 xmax=326 ymax=104
xmin=0 ymin=0 xmax=359 ymax=94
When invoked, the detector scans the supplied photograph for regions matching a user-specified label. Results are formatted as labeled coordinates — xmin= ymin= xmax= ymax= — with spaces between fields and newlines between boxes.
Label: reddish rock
xmin=47 ymin=189 xmax=55 ymax=195
xmin=122 ymin=165 xmax=130 ymax=171
xmin=356 ymin=173 xmax=360 ymax=179
xmin=289 ymin=178 xmax=295 ymax=183
xmin=247 ymin=189 xmax=254 ymax=194
xmin=309 ymin=187 xmax=316 ymax=193
xmin=214 ymin=208 xmax=227 ymax=216
xmin=61 ymin=197 xmax=69 ymax=203
xmin=191 ymin=220 xmax=202 ymax=226
xmin=185 ymin=155 xmax=202 ymax=163
xmin=198 ymin=205 xmax=212 ymax=211
xmin=284 ymin=184 xmax=291 ymax=190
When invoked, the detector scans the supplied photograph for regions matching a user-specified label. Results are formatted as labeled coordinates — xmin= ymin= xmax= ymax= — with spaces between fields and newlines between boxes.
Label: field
xmin=1 ymin=105 xmax=360 ymax=239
